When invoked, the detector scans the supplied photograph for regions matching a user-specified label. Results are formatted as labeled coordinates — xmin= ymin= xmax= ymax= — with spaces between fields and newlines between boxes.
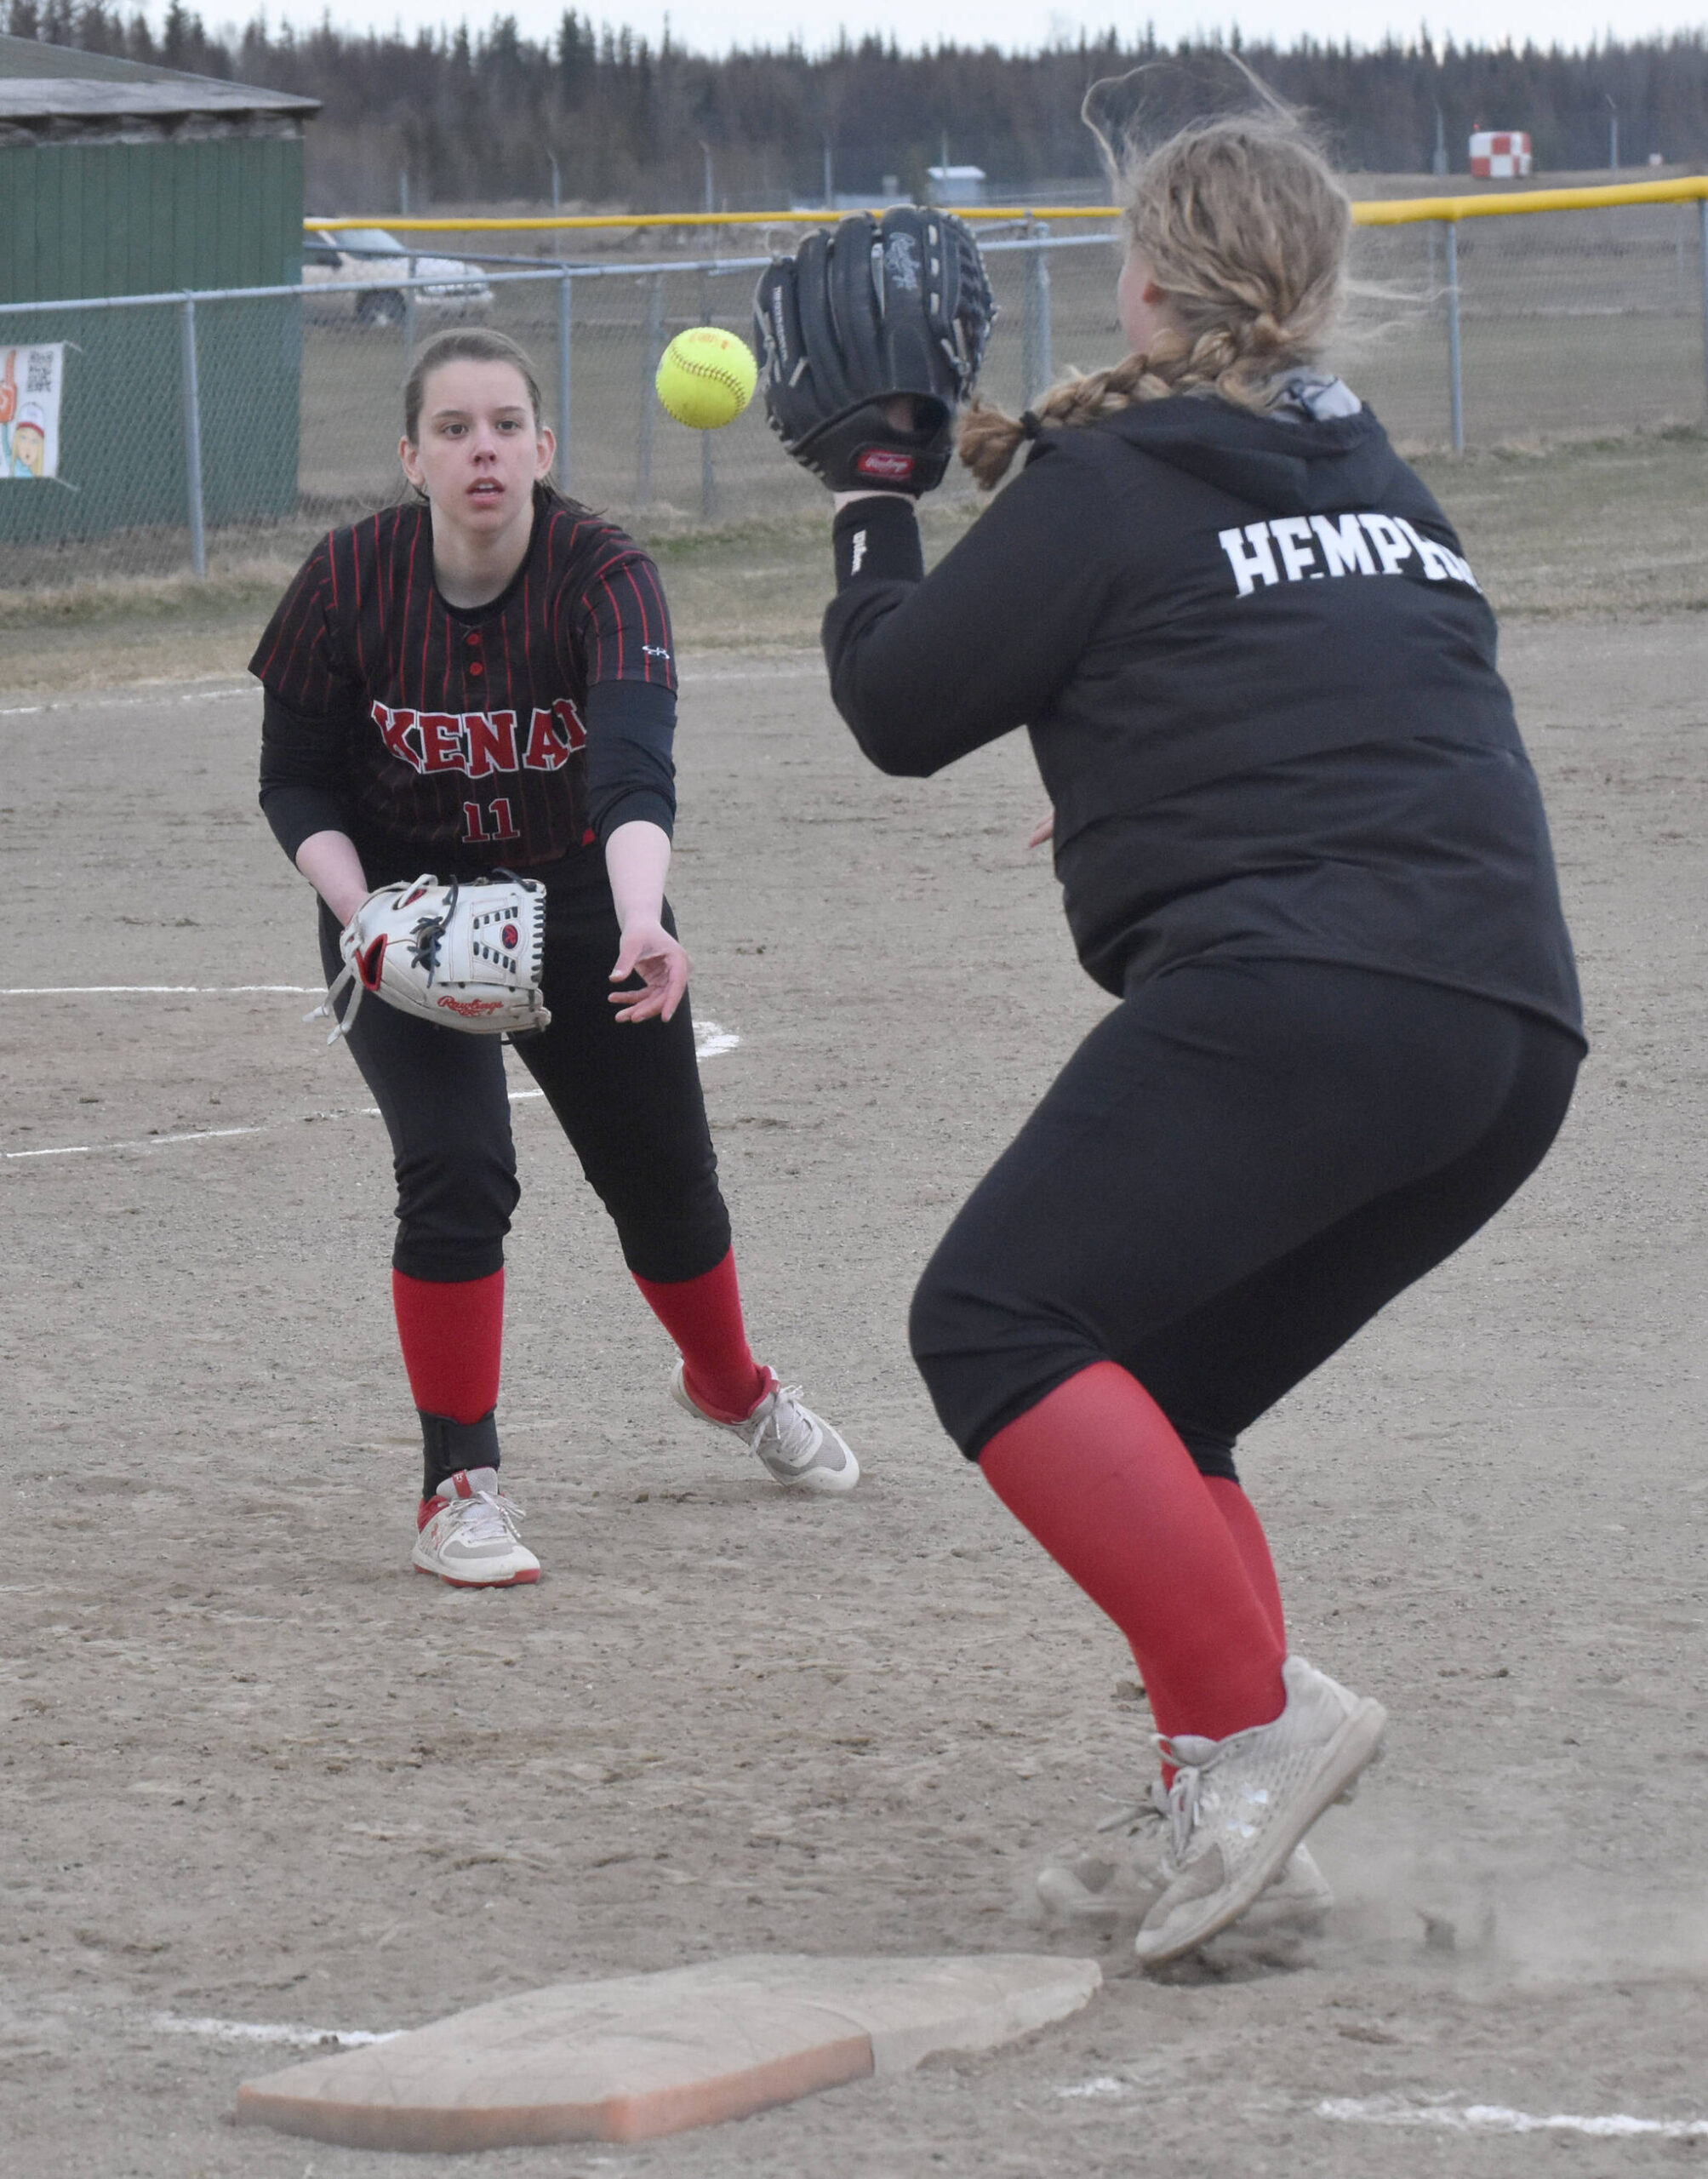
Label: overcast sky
xmin=221 ymin=0 xmax=1696 ymax=51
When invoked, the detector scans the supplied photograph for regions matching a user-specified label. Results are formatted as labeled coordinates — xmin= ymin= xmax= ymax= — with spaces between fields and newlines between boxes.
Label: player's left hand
xmin=754 ymin=207 xmax=995 ymax=496
xmin=1028 ymin=809 xmax=1055 ymax=848
xmin=608 ymin=919 xmax=691 ymax=1023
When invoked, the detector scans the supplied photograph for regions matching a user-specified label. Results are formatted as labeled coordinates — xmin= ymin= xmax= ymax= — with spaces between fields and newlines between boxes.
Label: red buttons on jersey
xmin=468 ymin=661 xmax=484 ymax=678
xmin=466 ymin=631 xmax=483 ymax=647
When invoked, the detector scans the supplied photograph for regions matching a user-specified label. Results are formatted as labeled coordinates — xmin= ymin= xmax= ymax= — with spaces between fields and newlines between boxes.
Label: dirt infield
xmin=2 ymin=620 xmax=1705 ymax=2176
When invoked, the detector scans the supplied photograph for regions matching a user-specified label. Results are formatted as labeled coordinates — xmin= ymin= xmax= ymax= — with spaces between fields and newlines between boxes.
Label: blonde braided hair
xmin=959 ymin=105 xmax=1351 ymax=489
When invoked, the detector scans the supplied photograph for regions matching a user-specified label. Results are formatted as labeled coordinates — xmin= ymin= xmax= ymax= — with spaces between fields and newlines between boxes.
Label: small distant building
xmin=1469 ymin=131 xmax=1533 ymax=179
xmin=927 ymin=164 xmax=986 ymax=207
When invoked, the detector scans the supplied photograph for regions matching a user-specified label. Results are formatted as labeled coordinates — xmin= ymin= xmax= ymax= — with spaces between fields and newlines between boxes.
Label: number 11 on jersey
xmin=462 ymin=798 xmax=521 ymax=845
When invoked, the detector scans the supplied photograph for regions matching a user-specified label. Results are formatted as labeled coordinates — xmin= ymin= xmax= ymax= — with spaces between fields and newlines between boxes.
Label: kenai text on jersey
xmin=369 ymin=698 xmax=588 ymax=779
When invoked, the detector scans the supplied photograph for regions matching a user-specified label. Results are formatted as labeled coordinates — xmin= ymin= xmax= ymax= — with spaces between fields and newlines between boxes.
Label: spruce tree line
xmin=8 ymin=0 xmax=1705 ymax=212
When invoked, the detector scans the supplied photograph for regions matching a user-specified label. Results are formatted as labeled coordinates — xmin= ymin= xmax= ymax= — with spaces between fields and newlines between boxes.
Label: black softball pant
xmin=910 ymin=958 xmax=1582 ymax=1478
xmin=317 ymin=878 xmax=731 ymax=1285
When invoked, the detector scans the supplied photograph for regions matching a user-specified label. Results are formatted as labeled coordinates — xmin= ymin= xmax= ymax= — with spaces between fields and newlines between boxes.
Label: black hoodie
xmin=822 ymin=394 xmax=1582 ymax=1038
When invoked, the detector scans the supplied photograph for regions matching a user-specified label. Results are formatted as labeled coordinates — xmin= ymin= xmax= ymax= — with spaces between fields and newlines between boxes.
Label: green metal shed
xmin=0 ymin=35 xmax=318 ymax=563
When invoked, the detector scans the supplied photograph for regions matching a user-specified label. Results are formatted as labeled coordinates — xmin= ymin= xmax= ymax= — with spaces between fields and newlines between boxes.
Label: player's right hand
xmin=608 ymin=920 xmax=691 ymax=1024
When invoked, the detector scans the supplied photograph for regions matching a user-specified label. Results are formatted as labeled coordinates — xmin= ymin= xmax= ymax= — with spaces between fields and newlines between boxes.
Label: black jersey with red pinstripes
xmin=250 ymin=489 xmax=676 ymax=873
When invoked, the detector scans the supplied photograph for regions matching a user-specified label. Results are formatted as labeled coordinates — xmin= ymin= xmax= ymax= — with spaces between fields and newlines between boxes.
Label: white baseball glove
xmin=311 ymin=872 xmax=551 ymax=1041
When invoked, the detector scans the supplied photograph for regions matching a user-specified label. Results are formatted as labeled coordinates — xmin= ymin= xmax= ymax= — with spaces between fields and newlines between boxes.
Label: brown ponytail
xmin=960 ymin=97 xmax=1351 ymax=490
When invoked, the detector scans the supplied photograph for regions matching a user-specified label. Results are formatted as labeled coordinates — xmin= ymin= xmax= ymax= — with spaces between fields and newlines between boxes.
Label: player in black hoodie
xmin=809 ymin=88 xmax=1584 ymax=1962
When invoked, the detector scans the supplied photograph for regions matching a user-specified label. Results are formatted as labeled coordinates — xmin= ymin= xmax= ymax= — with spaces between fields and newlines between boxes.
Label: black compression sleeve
xmin=820 ymin=449 xmax=1118 ymax=776
xmin=259 ymin=689 xmax=358 ymax=862
xmin=261 ymin=784 xmax=351 ymax=864
xmin=585 ymin=678 xmax=677 ymax=843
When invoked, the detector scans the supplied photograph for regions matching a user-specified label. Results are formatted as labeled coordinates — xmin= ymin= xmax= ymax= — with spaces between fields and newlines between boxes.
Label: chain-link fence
xmin=1345 ymin=193 xmax=1708 ymax=450
xmin=3 ymin=192 xmax=1706 ymax=590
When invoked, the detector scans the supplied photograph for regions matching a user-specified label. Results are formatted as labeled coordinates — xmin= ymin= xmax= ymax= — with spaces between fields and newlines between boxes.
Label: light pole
xmin=699 ymin=139 xmax=714 ymax=215
xmin=547 ymin=151 xmax=562 ymax=257
xmin=1431 ymin=98 xmax=1448 ymax=177
xmin=1606 ymin=94 xmax=1619 ymax=173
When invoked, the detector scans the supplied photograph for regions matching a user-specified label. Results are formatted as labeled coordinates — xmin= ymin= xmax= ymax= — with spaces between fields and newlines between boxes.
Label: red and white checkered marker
xmin=1470 ymin=130 xmax=1534 ymax=178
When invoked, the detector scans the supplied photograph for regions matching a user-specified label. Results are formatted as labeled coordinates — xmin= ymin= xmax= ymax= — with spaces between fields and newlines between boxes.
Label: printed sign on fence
xmin=0 ymin=346 xmax=66 ymax=481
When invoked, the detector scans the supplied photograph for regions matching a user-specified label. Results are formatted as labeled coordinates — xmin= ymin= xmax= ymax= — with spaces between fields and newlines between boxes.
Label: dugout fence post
xmin=1699 ymin=200 xmax=1708 ymax=413
xmin=1443 ymin=220 xmax=1465 ymax=455
xmin=557 ymin=269 xmax=574 ymax=492
xmin=637 ymin=272 xmax=664 ymax=506
xmin=178 ymin=295 xmax=208 ymax=579
xmin=1021 ymin=223 xmax=1052 ymax=404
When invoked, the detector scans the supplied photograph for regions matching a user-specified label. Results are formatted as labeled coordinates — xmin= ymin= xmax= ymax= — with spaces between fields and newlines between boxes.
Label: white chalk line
xmin=2 ymin=996 xmax=744 ymax=1050
xmin=1317 ymin=2097 xmax=1708 ymax=2141
xmin=152 ymin=2010 xmax=399 ymax=2050
xmin=2 ymin=666 xmax=817 ymax=720
xmin=0 ymin=683 xmax=251 ymax=718
xmin=1055 ymin=2084 xmax=1708 ymax=2141
xmin=3 ymin=1022 xmax=738 ymax=1161
xmin=0 ymin=985 xmax=319 ymax=997
xmin=7 ymin=1089 xmax=522 ymax=1162
xmin=7 ymin=1122 xmax=276 ymax=1159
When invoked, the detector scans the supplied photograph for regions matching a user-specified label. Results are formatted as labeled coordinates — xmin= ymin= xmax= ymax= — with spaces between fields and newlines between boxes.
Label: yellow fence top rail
xmin=305 ymin=207 xmax=1116 ymax=231
xmin=305 ymin=173 xmax=1708 ymax=237
xmin=1356 ymin=174 xmax=1708 ymax=223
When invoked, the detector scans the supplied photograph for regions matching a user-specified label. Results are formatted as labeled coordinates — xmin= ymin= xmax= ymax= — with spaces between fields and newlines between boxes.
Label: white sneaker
xmin=1134 ymin=1655 xmax=1385 ymax=1967
xmin=1037 ymin=1778 xmax=1334 ymax=1936
xmin=411 ymin=1467 xmax=540 ymax=1588
xmin=671 ymin=1363 xmax=860 ymax=1494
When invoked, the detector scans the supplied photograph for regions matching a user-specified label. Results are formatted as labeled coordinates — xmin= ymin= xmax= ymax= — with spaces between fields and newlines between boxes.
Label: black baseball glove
xmin=753 ymin=206 xmax=996 ymax=495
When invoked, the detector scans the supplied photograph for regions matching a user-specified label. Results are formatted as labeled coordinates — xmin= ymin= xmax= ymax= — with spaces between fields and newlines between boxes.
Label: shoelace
xmin=1155 ymin=1736 xmax=1224 ymax=1863
xmin=306 ymin=964 xmax=361 ymax=1044
xmin=438 ymin=1486 xmax=525 ymax=1547
xmin=750 ymin=1385 xmax=815 ymax=1467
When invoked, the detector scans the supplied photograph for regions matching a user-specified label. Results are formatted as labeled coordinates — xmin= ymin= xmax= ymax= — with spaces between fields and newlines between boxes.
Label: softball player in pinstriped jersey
xmin=253 ymin=327 xmax=856 ymax=1587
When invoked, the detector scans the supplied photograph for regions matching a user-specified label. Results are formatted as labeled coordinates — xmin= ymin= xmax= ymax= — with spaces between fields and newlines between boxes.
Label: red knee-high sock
xmin=1204 ymin=1477 xmax=1287 ymax=1650
xmin=631 ymin=1248 xmax=767 ymax=1422
xmin=391 ymin=1268 xmax=504 ymax=1424
xmin=980 ymin=1363 xmax=1287 ymax=1747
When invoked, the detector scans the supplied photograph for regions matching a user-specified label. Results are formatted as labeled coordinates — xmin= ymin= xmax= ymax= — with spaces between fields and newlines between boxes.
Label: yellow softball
xmin=655 ymin=326 xmax=757 ymax=430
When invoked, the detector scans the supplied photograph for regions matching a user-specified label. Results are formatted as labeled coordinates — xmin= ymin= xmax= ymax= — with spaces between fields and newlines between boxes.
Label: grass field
xmin=2 ymin=429 xmax=1704 ymax=702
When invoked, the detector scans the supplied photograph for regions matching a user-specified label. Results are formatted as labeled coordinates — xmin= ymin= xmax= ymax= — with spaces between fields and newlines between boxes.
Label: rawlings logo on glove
xmin=310 ymin=872 xmax=551 ymax=1042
